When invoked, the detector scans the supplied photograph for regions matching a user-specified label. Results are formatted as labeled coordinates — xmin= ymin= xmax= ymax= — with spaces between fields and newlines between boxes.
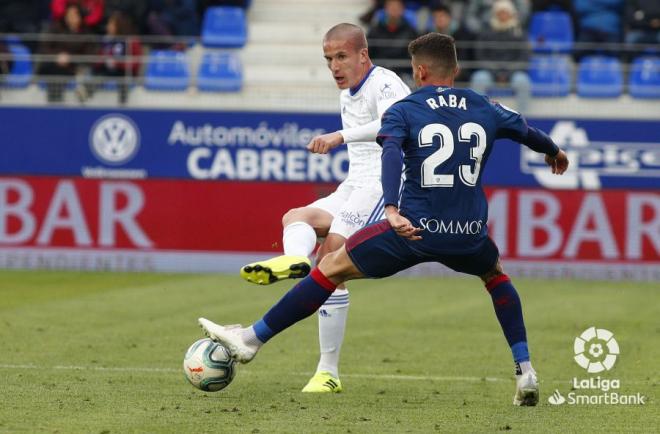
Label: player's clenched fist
xmin=385 ymin=206 xmax=422 ymax=241
xmin=545 ymin=149 xmax=569 ymax=175
xmin=306 ymin=131 xmax=344 ymax=154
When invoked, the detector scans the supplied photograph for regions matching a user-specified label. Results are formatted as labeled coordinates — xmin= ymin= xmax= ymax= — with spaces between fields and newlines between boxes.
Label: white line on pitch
xmin=0 ymin=363 xmax=179 ymax=373
xmin=341 ymin=373 xmax=506 ymax=382
xmin=0 ymin=363 xmax=502 ymax=382
xmin=0 ymin=364 xmax=655 ymax=385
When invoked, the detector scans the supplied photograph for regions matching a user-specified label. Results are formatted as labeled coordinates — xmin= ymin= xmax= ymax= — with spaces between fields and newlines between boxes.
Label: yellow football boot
xmin=301 ymin=371 xmax=343 ymax=393
xmin=240 ymin=255 xmax=311 ymax=285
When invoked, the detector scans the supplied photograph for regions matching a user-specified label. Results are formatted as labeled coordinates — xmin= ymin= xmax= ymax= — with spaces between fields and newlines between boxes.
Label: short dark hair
xmin=408 ymin=32 xmax=457 ymax=78
xmin=431 ymin=3 xmax=451 ymax=15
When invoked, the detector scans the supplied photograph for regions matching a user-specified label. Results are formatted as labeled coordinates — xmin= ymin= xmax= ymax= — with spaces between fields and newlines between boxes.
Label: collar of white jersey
xmin=349 ymin=65 xmax=377 ymax=96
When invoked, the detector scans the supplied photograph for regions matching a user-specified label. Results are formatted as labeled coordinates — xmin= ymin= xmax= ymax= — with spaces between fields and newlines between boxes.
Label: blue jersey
xmin=377 ymin=86 xmax=528 ymax=255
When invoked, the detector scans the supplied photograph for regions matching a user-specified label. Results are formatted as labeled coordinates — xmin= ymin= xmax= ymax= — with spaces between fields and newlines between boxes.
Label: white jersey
xmin=339 ymin=66 xmax=410 ymax=187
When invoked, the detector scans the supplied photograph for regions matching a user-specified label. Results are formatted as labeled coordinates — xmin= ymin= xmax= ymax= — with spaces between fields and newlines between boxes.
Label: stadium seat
xmin=403 ymin=1 xmax=422 ymax=11
xmin=144 ymin=50 xmax=190 ymax=91
xmin=576 ymin=56 xmax=623 ymax=98
xmin=201 ymin=7 xmax=248 ymax=48
xmin=374 ymin=9 xmax=418 ymax=29
xmin=197 ymin=52 xmax=243 ymax=92
xmin=4 ymin=44 xmax=32 ymax=88
xmin=528 ymin=55 xmax=571 ymax=97
xmin=528 ymin=12 xmax=574 ymax=53
xmin=4 ymin=35 xmax=22 ymax=45
xmin=629 ymin=57 xmax=660 ymax=99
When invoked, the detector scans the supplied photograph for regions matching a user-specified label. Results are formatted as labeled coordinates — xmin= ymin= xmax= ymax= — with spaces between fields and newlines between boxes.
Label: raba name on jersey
xmin=425 ymin=94 xmax=468 ymax=111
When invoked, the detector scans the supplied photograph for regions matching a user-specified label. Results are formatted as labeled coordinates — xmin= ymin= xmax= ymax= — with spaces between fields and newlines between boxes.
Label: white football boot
xmin=198 ymin=318 xmax=258 ymax=363
xmin=513 ymin=370 xmax=539 ymax=406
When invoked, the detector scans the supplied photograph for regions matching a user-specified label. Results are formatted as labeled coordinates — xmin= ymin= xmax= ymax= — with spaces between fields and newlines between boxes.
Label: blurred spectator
xmin=470 ymin=0 xmax=531 ymax=111
xmin=51 ymin=0 xmax=106 ymax=32
xmin=437 ymin=0 xmax=469 ymax=26
xmin=574 ymin=0 xmax=624 ymax=58
xmin=360 ymin=0 xmax=388 ymax=25
xmin=83 ymin=11 xmax=142 ymax=104
xmin=0 ymin=41 xmax=14 ymax=95
xmin=38 ymin=3 xmax=94 ymax=102
xmin=148 ymin=0 xmax=199 ymax=38
xmin=0 ymin=0 xmax=43 ymax=34
xmin=625 ymin=0 xmax=660 ymax=56
xmin=0 ymin=41 xmax=13 ymax=73
xmin=465 ymin=0 xmax=529 ymax=35
xmin=448 ymin=0 xmax=469 ymax=28
xmin=359 ymin=0 xmax=436 ymax=26
xmin=105 ymin=0 xmax=149 ymax=33
xmin=430 ymin=3 xmax=455 ymax=34
xmin=429 ymin=3 xmax=475 ymax=83
xmin=367 ymin=0 xmax=418 ymax=78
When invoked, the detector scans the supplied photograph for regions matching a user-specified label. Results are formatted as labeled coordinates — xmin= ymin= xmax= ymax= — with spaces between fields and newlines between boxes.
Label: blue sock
xmin=252 ymin=268 xmax=337 ymax=343
xmin=486 ymin=275 xmax=529 ymax=363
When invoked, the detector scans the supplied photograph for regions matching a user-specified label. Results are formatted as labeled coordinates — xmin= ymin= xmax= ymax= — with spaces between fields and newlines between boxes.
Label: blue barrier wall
xmin=1 ymin=107 xmax=658 ymax=189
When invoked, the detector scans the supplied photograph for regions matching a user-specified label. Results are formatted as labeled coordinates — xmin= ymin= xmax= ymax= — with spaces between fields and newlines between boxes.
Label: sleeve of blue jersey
xmin=376 ymin=104 xmax=408 ymax=146
xmin=377 ymin=105 xmax=407 ymax=208
xmin=491 ymin=101 xmax=528 ymax=142
xmin=491 ymin=101 xmax=559 ymax=156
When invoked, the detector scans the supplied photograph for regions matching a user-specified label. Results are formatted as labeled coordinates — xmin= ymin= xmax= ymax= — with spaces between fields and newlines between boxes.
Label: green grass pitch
xmin=0 ymin=270 xmax=657 ymax=433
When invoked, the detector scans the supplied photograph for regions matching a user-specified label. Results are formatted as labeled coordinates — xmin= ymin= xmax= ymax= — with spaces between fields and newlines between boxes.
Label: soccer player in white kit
xmin=240 ymin=23 xmax=410 ymax=392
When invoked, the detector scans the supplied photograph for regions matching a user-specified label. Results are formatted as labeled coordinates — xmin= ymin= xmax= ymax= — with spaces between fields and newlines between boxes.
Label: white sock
xmin=241 ymin=326 xmax=264 ymax=349
xmin=316 ymin=289 xmax=349 ymax=378
xmin=519 ymin=361 xmax=534 ymax=375
xmin=282 ymin=221 xmax=317 ymax=257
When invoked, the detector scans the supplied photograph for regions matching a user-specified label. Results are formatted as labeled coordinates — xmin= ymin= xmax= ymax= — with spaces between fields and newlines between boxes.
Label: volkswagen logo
xmin=89 ymin=114 xmax=140 ymax=165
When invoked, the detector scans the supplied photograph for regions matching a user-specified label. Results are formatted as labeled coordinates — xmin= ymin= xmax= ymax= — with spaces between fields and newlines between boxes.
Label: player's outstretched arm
xmin=520 ymin=126 xmax=570 ymax=175
xmin=491 ymin=101 xmax=569 ymax=175
xmin=339 ymin=119 xmax=381 ymax=143
xmin=306 ymin=131 xmax=344 ymax=154
xmin=306 ymin=119 xmax=383 ymax=154
xmin=545 ymin=149 xmax=569 ymax=175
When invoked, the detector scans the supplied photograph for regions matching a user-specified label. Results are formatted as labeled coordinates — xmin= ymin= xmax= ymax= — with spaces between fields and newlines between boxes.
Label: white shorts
xmin=308 ymin=181 xmax=384 ymax=239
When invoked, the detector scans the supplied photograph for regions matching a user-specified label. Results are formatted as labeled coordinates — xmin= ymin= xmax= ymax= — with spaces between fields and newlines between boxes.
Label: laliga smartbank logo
xmin=573 ymin=326 xmax=619 ymax=373
xmin=547 ymin=327 xmax=646 ymax=406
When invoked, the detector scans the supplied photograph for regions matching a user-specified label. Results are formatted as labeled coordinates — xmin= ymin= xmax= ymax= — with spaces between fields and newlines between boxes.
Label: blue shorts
xmin=345 ymin=220 xmax=499 ymax=278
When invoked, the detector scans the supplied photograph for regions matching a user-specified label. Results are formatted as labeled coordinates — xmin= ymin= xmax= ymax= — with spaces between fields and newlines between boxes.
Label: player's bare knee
xmin=317 ymin=234 xmax=346 ymax=261
xmin=316 ymin=250 xmax=342 ymax=281
xmin=316 ymin=239 xmax=344 ymax=264
xmin=282 ymin=207 xmax=332 ymax=237
xmin=315 ymin=243 xmax=330 ymax=264
xmin=318 ymin=247 xmax=360 ymax=283
xmin=282 ymin=207 xmax=304 ymax=227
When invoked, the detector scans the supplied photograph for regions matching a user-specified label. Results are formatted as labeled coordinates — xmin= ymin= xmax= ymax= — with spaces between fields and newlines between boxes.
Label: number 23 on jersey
xmin=418 ymin=123 xmax=487 ymax=188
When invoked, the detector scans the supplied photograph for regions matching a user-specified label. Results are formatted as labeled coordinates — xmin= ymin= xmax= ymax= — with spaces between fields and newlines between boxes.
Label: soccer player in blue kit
xmin=199 ymin=33 xmax=569 ymax=406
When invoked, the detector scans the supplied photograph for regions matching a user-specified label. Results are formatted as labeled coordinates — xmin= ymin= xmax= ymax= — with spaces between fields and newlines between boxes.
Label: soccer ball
xmin=183 ymin=338 xmax=236 ymax=392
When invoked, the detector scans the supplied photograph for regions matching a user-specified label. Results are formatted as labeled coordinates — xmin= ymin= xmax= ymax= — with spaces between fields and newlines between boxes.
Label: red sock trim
xmin=485 ymin=274 xmax=511 ymax=292
xmin=310 ymin=267 xmax=337 ymax=292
